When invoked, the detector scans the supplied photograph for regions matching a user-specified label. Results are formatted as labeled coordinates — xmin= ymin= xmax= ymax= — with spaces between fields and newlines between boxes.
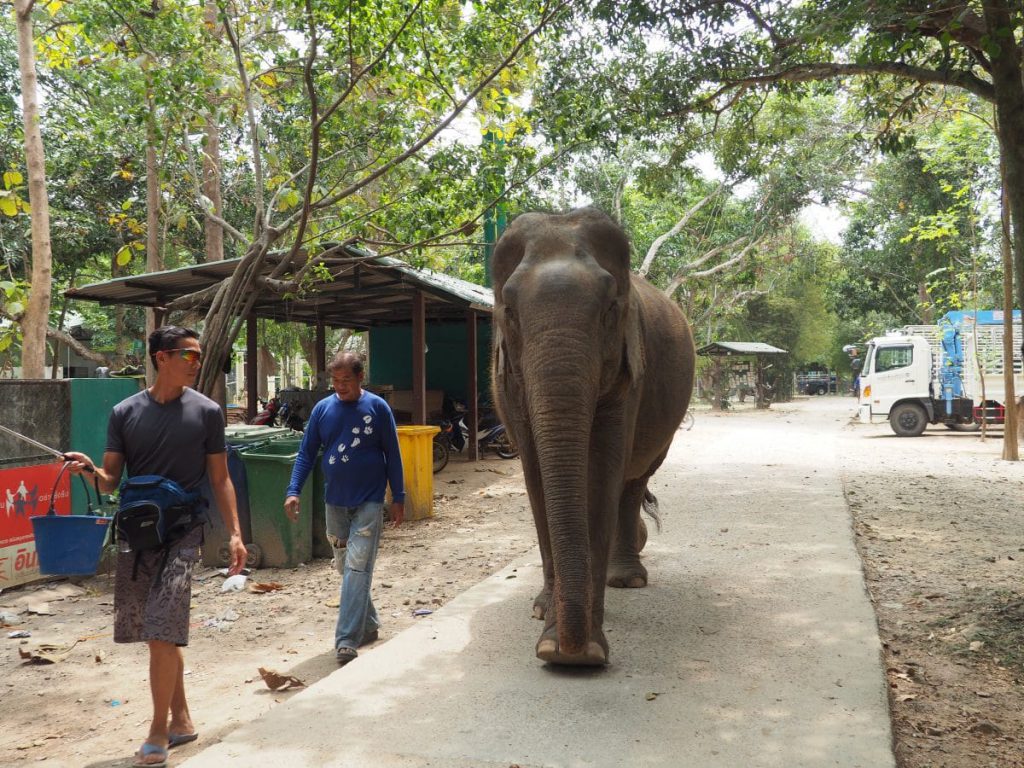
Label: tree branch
xmin=678 ymin=61 xmax=996 ymax=117
xmin=311 ymin=0 xmax=572 ymax=213
xmin=637 ymin=184 xmax=729 ymax=278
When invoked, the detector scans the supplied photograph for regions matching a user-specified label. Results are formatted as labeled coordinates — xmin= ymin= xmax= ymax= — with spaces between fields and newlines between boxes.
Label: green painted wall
xmin=69 ymin=378 xmax=142 ymax=510
xmin=368 ymin=321 xmax=493 ymax=404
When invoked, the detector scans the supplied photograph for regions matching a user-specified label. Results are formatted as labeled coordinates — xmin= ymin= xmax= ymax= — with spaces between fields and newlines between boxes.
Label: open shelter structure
xmin=65 ymin=244 xmax=494 ymax=459
xmin=696 ymin=341 xmax=788 ymax=408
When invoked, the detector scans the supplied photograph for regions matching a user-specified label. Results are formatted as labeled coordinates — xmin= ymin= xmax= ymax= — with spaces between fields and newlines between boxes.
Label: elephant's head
xmin=492 ymin=207 xmax=645 ymax=403
xmin=491 ymin=207 xmax=643 ymax=659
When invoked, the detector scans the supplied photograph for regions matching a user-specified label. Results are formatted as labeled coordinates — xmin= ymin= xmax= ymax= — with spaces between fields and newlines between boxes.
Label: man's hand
xmin=227 ymin=534 xmax=247 ymax=576
xmin=284 ymin=495 xmax=301 ymax=522
xmin=62 ymin=451 xmax=95 ymax=476
xmin=388 ymin=501 xmax=405 ymax=529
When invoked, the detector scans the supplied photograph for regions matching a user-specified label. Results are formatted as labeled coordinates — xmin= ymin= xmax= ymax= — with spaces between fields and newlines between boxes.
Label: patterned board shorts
xmin=113 ymin=525 xmax=203 ymax=647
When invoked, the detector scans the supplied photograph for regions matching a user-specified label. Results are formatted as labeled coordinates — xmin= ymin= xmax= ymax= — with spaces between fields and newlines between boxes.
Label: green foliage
xmin=0 ymin=278 xmax=29 ymax=356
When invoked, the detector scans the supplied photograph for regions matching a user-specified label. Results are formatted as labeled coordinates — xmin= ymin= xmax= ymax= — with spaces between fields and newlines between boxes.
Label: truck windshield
xmin=874 ymin=344 xmax=914 ymax=373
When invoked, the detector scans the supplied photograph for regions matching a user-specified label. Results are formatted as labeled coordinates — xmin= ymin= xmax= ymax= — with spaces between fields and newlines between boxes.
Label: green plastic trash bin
xmin=198 ymin=425 xmax=294 ymax=569
xmin=310 ymin=455 xmax=332 ymax=559
xmin=238 ymin=439 xmax=312 ymax=568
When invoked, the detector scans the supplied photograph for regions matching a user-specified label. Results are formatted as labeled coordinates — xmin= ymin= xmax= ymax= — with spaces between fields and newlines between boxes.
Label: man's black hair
xmin=148 ymin=326 xmax=200 ymax=369
xmin=327 ymin=351 xmax=364 ymax=376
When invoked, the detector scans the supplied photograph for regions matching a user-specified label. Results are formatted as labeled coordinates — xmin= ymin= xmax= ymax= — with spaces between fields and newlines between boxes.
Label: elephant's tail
xmin=641 ymin=488 xmax=662 ymax=532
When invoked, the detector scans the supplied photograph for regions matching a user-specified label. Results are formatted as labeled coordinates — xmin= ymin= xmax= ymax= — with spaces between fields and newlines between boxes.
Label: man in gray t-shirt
xmin=107 ymin=387 xmax=226 ymax=490
xmin=66 ymin=326 xmax=246 ymax=768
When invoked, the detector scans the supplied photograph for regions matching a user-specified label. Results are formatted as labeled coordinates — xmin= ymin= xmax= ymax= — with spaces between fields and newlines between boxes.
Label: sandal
xmin=336 ymin=646 xmax=358 ymax=666
xmin=169 ymin=731 xmax=199 ymax=749
xmin=133 ymin=742 xmax=168 ymax=767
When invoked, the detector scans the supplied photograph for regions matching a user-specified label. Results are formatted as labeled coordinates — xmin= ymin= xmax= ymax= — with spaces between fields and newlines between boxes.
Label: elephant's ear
xmin=624 ymin=295 xmax=646 ymax=384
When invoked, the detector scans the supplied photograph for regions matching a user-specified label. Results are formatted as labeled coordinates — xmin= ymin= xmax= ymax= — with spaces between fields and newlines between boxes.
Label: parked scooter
xmin=451 ymin=407 xmax=518 ymax=459
xmin=432 ymin=402 xmax=518 ymax=473
xmin=249 ymin=396 xmax=281 ymax=426
xmin=278 ymin=400 xmax=306 ymax=432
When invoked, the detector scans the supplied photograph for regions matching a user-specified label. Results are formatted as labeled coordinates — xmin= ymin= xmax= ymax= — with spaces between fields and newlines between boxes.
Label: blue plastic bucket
xmin=31 ymin=513 xmax=111 ymax=576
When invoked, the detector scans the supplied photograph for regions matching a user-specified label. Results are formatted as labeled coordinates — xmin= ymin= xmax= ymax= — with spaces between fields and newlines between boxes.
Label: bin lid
xmin=224 ymin=425 xmax=294 ymax=444
xmin=396 ymin=425 xmax=441 ymax=437
xmin=240 ymin=440 xmax=301 ymax=459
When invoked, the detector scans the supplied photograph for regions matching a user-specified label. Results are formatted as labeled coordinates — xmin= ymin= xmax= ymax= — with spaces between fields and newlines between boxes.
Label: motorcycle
xmin=249 ymin=396 xmax=281 ymax=426
xmin=432 ymin=404 xmax=518 ymax=473
xmin=450 ymin=407 xmax=518 ymax=458
xmin=279 ymin=400 xmax=306 ymax=432
xmin=432 ymin=419 xmax=455 ymax=473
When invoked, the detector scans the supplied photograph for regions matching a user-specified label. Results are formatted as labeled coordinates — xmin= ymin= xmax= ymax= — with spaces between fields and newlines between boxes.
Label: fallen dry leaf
xmin=257 ymin=666 xmax=305 ymax=691
xmin=248 ymin=582 xmax=285 ymax=594
xmin=18 ymin=641 xmax=80 ymax=664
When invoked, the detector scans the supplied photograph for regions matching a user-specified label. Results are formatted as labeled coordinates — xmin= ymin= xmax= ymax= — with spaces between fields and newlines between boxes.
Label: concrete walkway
xmin=181 ymin=398 xmax=894 ymax=768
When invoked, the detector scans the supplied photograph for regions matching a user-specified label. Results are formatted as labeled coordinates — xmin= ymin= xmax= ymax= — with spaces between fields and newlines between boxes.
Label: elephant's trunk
xmin=521 ymin=325 xmax=598 ymax=655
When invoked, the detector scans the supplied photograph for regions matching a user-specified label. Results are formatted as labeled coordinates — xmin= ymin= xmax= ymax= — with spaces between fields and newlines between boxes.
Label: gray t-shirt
xmin=106 ymin=388 xmax=226 ymax=491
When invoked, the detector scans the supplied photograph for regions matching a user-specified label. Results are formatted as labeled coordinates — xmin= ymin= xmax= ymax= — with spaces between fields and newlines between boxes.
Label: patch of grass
xmin=929 ymin=589 xmax=1024 ymax=673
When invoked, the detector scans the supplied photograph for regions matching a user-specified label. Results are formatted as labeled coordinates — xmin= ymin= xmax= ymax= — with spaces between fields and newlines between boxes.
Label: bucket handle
xmin=44 ymin=463 xmax=103 ymax=517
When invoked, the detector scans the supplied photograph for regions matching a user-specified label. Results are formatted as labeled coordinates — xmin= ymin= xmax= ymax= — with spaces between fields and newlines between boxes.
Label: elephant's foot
xmin=532 ymin=587 xmax=551 ymax=620
xmin=535 ymin=625 xmax=608 ymax=666
xmin=607 ymin=558 xmax=648 ymax=588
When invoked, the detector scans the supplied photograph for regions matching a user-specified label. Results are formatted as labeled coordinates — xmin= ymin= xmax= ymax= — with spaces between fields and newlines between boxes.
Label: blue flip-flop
xmin=169 ymin=732 xmax=199 ymax=749
xmin=133 ymin=742 xmax=168 ymax=767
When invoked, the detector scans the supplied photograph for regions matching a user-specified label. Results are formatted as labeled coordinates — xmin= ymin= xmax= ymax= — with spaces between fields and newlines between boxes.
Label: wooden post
xmin=316 ymin=319 xmax=327 ymax=389
xmin=412 ymin=291 xmax=426 ymax=425
xmin=466 ymin=310 xmax=479 ymax=462
xmin=246 ymin=312 xmax=258 ymax=420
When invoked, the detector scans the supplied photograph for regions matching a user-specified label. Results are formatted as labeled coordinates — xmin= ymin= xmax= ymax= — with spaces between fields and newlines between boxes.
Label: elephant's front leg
xmin=607 ymin=477 xmax=650 ymax=588
xmin=519 ymin=441 xmax=555 ymax=620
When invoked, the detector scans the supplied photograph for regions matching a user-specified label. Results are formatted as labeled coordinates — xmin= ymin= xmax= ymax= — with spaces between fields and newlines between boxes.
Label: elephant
xmin=491 ymin=206 xmax=695 ymax=666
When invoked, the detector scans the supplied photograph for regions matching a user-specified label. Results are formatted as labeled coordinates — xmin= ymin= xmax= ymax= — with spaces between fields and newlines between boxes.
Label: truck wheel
xmin=816 ymin=384 xmax=827 ymax=396
xmin=890 ymin=403 xmax=928 ymax=437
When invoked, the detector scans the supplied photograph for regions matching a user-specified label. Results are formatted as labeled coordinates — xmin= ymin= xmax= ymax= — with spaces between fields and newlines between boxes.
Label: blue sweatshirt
xmin=285 ymin=390 xmax=405 ymax=506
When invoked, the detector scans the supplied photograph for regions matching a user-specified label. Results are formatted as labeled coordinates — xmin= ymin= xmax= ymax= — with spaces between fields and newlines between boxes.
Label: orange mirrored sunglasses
xmin=165 ymin=347 xmax=203 ymax=363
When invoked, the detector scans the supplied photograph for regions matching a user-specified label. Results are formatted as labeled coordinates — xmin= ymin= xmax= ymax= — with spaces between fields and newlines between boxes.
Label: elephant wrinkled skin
xmin=491 ymin=207 xmax=695 ymax=666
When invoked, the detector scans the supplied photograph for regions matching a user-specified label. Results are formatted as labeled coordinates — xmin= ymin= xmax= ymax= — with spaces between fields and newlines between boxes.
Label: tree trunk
xmin=202 ymin=2 xmax=227 ymax=405
xmin=983 ymin=1 xmax=1024 ymax=326
xmin=14 ymin=0 xmax=52 ymax=379
xmin=203 ymin=0 xmax=224 ymax=266
xmin=1000 ymin=159 xmax=1019 ymax=460
xmin=145 ymin=111 xmax=162 ymax=384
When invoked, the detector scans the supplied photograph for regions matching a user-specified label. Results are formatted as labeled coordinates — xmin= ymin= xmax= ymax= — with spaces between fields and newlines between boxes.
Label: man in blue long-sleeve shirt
xmin=284 ymin=351 xmax=405 ymax=665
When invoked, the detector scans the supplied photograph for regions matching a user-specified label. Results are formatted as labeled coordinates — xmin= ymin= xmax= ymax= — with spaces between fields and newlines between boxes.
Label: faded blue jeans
xmin=325 ymin=501 xmax=383 ymax=651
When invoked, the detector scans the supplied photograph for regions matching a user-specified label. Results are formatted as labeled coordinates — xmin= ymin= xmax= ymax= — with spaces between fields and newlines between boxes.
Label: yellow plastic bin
xmin=393 ymin=426 xmax=440 ymax=521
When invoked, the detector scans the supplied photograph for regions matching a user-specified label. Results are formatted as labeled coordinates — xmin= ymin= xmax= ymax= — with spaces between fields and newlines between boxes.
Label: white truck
xmin=857 ymin=310 xmax=1023 ymax=437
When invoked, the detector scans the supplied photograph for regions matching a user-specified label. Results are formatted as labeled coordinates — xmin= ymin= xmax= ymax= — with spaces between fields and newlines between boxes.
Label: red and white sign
xmin=0 ymin=462 xmax=71 ymax=587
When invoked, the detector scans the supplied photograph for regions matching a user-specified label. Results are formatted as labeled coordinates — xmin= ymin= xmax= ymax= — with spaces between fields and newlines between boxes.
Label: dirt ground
xmin=838 ymin=403 xmax=1024 ymax=768
xmin=2 ymin=398 xmax=1023 ymax=767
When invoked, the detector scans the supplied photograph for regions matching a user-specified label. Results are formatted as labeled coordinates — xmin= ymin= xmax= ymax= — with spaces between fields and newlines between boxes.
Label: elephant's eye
xmin=502 ymin=306 xmax=517 ymax=327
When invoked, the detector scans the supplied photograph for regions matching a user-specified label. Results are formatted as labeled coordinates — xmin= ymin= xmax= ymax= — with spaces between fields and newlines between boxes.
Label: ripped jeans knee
xmin=325 ymin=501 xmax=383 ymax=578
xmin=327 ymin=535 xmax=347 ymax=575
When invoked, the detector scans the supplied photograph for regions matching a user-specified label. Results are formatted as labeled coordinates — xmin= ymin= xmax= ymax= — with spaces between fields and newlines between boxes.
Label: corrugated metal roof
xmin=697 ymin=342 xmax=788 ymax=356
xmin=65 ymin=244 xmax=493 ymax=329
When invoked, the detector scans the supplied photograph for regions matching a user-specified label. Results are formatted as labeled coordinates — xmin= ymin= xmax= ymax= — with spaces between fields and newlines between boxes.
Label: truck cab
xmin=858 ymin=333 xmax=973 ymax=436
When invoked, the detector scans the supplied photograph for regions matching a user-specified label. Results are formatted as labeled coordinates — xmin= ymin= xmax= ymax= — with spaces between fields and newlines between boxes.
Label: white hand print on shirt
xmin=363 ymin=415 xmax=372 ymax=424
xmin=342 ymin=455 xmax=350 ymax=463
xmin=337 ymin=443 xmax=346 ymax=453
xmin=328 ymin=455 xmax=336 ymax=465
xmin=364 ymin=426 xmax=373 ymax=435
xmin=351 ymin=437 xmax=361 ymax=447
xmin=352 ymin=427 xmax=360 ymax=434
